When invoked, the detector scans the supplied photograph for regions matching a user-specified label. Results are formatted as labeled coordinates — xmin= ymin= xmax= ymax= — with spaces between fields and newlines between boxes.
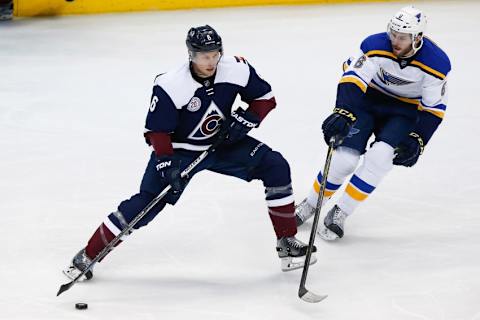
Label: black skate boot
xmin=63 ymin=248 xmax=94 ymax=281
xmin=0 ymin=1 xmax=13 ymax=21
xmin=276 ymin=236 xmax=317 ymax=271
xmin=318 ymin=205 xmax=348 ymax=241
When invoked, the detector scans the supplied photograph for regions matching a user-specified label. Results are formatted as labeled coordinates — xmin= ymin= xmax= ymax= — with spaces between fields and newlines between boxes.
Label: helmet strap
xmin=410 ymin=33 xmax=424 ymax=55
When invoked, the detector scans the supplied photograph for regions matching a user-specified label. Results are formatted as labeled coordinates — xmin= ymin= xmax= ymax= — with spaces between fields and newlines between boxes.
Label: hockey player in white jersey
xmin=296 ymin=6 xmax=451 ymax=240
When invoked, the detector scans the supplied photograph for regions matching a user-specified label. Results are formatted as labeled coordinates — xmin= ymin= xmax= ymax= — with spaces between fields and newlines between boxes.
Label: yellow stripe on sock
xmin=345 ymin=183 xmax=368 ymax=201
xmin=313 ymin=180 xmax=335 ymax=197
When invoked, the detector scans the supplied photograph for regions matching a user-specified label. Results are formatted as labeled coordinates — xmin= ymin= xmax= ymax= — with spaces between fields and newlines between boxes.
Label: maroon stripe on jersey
xmin=144 ymin=131 xmax=174 ymax=156
xmin=247 ymin=97 xmax=276 ymax=121
xmin=268 ymin=202 xmax=297 ymax=238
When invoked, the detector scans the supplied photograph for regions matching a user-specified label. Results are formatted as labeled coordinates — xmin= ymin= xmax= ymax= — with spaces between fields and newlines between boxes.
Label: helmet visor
xmin=190 ymin=50 xmax=222 ymax=66
xmin=387 ymin=28 xmax=413 ymax=46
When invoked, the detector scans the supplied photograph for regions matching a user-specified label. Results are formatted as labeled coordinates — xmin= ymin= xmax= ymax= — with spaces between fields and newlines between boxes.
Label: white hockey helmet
xmin=387 ymin=6 xmax=427 ymax=53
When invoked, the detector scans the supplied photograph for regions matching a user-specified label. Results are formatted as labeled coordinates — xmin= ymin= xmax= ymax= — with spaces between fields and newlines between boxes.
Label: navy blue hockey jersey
xmin=145 ymin=56 xmax=274 ymax=152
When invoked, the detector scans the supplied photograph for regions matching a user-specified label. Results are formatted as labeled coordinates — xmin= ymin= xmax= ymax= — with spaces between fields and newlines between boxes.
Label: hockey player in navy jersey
xmin=295 ymin=6 xmax=451 ymax=240
xmin=63 ymin=25 xmax=316 ymax=281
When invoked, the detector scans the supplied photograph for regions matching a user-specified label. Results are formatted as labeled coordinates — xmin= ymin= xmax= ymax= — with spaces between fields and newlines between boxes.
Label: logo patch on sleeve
xmin=354 ymin=55 xmax=367 ymax=68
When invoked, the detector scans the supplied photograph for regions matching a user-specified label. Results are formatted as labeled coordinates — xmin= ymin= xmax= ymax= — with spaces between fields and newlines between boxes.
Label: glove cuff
xmin=409 ymin=132 xmax=425 ymax=155
xmin=231 ymin=109 xmax=260 ymax=128
xmin=155 ymin=155 xmax=180 ymax=171
xmin=333 ymin=107 xmax=357 ymax=122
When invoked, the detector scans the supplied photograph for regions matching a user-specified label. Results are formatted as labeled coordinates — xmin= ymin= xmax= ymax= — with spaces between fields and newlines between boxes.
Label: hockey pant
xmin=85 ymin=137 xmax=297 ymax=260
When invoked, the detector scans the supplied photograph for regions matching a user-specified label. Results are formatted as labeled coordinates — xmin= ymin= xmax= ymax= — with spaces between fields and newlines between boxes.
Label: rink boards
xmin=14 ymin=0 xmax=395 ymax=17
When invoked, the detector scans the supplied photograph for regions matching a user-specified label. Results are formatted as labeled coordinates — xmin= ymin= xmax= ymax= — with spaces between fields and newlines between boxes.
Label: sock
xmin=268 ymin=202 xmax=297 ymax=238
xmin=307 ymin=146 xmax=360 ymax=207
xmin=337 ymin=141 xmax=394 ymax=215
xmin=85 ymin=223 xmax=117 ymax=260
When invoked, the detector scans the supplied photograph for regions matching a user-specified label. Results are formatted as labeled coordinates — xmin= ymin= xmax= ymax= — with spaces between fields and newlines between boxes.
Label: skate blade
xmin=317 ymin=226 xmax=340 ymax=241
xmin=300 ymin=290 xmax=328 ymax=303
xmin=281 ymin=255 xmax=317 ymax=272
xmin=62 ymin=265 xmax=88 ymax=282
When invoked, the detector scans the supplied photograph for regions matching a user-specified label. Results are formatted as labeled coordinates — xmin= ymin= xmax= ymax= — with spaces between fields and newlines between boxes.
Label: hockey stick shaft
xmin=298 ymin=139 xmax=335 ymax=301
xmin=57 ymin=139 xmax=224 ymax=296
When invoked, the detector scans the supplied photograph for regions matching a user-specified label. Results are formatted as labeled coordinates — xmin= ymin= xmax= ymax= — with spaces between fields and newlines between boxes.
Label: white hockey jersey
xmin=337 ymin=32 xmax=451 ymax=143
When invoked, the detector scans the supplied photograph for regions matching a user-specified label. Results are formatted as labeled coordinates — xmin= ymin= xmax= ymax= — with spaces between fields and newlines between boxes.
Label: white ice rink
xmin=1 ymin=1 xmax=479 ymax=319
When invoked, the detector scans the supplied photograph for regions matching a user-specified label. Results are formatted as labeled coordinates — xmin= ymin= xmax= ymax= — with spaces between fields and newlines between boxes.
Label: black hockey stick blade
xmin=57 ymin=280 xmax=74 ymax=296
xmin=298 ymin=285 xmax=328 ymax=303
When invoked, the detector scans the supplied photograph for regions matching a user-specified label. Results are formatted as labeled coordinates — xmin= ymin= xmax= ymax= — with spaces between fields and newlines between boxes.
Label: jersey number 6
xmin=150 ymin=96 xmax=159 ymax=112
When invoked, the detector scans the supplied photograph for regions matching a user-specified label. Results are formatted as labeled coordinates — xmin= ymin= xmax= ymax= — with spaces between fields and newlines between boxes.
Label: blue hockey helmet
xmin=186 ymin=25 xmax=223 ymax=54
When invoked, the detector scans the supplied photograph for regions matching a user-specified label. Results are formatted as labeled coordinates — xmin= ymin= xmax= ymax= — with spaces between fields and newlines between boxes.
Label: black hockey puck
xmin=75 ymin=303 xmax=88 ymax=310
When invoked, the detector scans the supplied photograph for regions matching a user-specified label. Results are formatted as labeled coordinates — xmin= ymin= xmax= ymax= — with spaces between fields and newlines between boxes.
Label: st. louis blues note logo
xmin=188 ymin=101 xmax=225 ymax=140
xmin=187 ymin=97 xmax=201 ymax=112
xmin=347 ymin=126 xmax=360 ymax=138
xmin=378 ymin=67 xmax=414 ymax=86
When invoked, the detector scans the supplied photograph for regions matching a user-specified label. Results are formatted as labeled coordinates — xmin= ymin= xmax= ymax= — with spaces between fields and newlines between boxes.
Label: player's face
xmin=191 ymin=50 xmax=222 ymax=78
xmin=388 ymin=30 xmax=414 ymax=57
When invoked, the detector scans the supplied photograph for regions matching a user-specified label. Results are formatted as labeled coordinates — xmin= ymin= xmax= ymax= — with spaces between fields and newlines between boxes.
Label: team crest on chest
xmin=378 ymin=67 xmax=414 ymax=86
xmin=188 ymin=101 xmax=225 ymax=140
xmin=187 ymin=97 xmax=202 ymax=112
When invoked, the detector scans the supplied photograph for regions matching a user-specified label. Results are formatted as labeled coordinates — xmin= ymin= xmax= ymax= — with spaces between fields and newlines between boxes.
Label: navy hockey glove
xmin=221 ymin=109 xmax=260 ymax=145
xmin=155 ymin=156 xmax=188 ymax=205
xmin=322 ymin=107 xmax=357 ymax=146
xmin=393 ymin=132 xmax=424 ymax=167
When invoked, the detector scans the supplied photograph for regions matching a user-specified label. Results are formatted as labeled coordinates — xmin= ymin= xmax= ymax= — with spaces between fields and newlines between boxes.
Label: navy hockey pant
xmin=341 ymin=88 xmax=419 ymax=153
xmin=107 ymin=136 xmax=293 ymax=233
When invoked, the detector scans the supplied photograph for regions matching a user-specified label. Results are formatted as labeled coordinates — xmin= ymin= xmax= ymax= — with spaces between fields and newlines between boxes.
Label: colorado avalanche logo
xmin=188 ymin=101 xmax=225 ymax=140
xmin=187 ymin=97 xmax=201 ymax=112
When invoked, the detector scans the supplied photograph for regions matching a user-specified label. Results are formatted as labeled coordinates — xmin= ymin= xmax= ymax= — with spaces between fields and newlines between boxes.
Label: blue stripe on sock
xmin=350 ymin=174 xmax=375 ymax=194
xmin=317 ymin=172 xmax=342 ymax=190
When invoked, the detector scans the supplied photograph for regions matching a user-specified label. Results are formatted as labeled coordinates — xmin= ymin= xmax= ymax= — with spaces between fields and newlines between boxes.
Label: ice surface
xmin=1 ymin=1 xmax=479 ymax=319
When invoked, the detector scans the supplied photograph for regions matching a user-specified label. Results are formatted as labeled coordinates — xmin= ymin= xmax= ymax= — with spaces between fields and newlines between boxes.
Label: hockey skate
xmin=317 ymin=205 xmax=348 ymax=241
xmin=295 ymin=198 xmax=316 ymax=226
xmin=276 ymin=236 xmax=317 ymax=271
xmin=63 ymin=248 xmax=94 ymax=281
xmin=0 ymin=1 xmax=12 ymax=21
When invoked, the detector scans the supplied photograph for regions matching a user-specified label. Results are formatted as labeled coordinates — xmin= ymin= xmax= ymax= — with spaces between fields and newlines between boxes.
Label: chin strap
xmin=398 ymin=36 xmax=423 ymax=59
xmin=411 ymin=35 xmax=424 ymax=54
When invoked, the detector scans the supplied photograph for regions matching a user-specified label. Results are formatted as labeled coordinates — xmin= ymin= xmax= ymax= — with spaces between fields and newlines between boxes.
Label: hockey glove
xmin=393 ymin=132 xmax=424 ymax=167
xmin=155 ymin=156 xmax=188 ymax=205
xmin=220 ymin=109 xmax=260 ymax=145
xmin=322 ymin=107 xmax=357 ymax=146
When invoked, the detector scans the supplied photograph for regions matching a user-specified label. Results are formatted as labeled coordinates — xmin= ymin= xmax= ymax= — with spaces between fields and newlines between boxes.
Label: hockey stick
xmin=57 ymin=137 xmax=225 ymax=296
xmin=298 ymin=138 xmax=335 ymax=303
